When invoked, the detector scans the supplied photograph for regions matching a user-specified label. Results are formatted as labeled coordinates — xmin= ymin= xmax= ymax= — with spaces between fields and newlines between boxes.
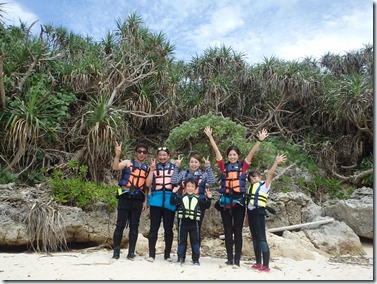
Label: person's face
xmin=135 ymin=147 xmax=148 ymax=161
xmin=227 ymin=150 xmax=239 ymax=164
xmin=157 ymin=151 xmax=170 ymax=164
xmin=249 ymin=175 xmax=261 ymax=183
xmin=189 ymin=157 xmax=200 ymax=172
xmin=185 ymin=181 xmax=196 ymax=194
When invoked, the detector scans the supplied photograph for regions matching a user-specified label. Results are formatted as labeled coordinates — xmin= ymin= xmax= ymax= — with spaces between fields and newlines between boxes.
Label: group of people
xmin=111 ymin=126 xmax=287 ymax=272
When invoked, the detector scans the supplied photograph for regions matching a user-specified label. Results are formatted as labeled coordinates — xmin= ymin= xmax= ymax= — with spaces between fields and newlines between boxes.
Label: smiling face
xmin=135 ymin=147 xmax=148 ymax=162
xmin=157 ymin=150 xmax=170 ymax=164
xmin=227 ymin=149 xmax=239 ymax=164
xmin=189 ymin=157 xmax=201 ymax=172
xmin=185 ymin=181 xmax=196 ymax=194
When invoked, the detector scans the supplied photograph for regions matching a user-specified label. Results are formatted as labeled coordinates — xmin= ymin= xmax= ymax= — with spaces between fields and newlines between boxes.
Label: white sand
xmin=0 ymin=242 xmax=373 ymax=281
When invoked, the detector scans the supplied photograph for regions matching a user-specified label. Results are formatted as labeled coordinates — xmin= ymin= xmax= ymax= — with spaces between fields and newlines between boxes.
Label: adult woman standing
xmin=247 ymin=154 xmax=287 ymax=272
xmin=204 ymin=126 xmax=268 ymax=267
xmin=171 ymin=152 xmax=216 ymax=262
xmin=146 ymin=147 xmax=176 ymax=262
xmin=111 ymin=142 xmax=149 ymax=260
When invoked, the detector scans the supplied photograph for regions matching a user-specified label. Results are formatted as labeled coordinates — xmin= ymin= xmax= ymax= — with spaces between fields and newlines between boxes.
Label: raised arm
xmin=112 ymin=141 xmax=131 ymax=170
xmin=204 ymin=126 xmax=222 ymax=161
xmin=245 ymin=129 xmax=269 ymax=164
xmin=265 ymin=154 xmax=287 ymax=188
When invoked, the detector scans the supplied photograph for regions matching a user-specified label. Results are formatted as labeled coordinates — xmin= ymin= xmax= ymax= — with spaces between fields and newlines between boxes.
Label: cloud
xmin=1 ymin=0 xmax=373 ymax=65
xmin=3 ymin=1 xmax=39 ymax=26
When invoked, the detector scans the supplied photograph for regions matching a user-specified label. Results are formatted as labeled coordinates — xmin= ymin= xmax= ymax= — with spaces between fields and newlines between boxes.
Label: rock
xmin=0 ymin=183 xmax=372 ymax=261
xmin=322 ymin=187 xmax=373 ymax=239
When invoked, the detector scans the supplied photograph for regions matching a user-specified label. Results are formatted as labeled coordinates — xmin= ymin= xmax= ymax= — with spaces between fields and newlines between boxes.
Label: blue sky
xmin=1 ymin=0 xmax=373 ymax=65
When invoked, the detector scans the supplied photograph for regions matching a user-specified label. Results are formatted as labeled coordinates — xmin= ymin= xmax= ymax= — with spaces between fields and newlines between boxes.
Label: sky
xmin=1 ymin=0 xmax=373 ymax=65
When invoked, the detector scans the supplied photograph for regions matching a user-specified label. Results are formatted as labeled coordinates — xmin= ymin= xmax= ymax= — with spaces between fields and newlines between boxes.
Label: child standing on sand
xmin=246 ymin=154 xmax=287 ymax=272
xmin=170 ymin=178 xmax=213 ymax=265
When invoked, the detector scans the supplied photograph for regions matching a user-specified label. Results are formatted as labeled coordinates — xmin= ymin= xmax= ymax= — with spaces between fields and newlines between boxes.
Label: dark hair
xmin=247 ymin=170 xmax=261 ymax=182
xmin=226 ymin=145 xmax=240 ymax=156
xmin=135 ymin=144 xmax=148 ymax=153
xmin=184 ymin=177 xmax=198 ymax=188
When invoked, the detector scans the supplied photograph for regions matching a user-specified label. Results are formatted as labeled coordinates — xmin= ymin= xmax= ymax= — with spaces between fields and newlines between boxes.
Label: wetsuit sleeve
xmin=199 ymin=197 xmax=210 ymax=210
xmin=170 ymin=192 xmax=180 ymax=205
xmin=204 ymin=166 xmax=216 ymax=184
xmin=205 ymin=198 xmax=212 ymax=209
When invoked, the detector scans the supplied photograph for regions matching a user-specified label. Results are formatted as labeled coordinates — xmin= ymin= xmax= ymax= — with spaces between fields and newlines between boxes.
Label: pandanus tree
xmin=314 ymin=45 xmax=373 ymax=184
xmin=186 ymin=45 xmax=248 ymax=118
xmin=0 ymin=21 xmax=77 ymax=178
xmin=69 ymin=13 xmax=176 ymax=181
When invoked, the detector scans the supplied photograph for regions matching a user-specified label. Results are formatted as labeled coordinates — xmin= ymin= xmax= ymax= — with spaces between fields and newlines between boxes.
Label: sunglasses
xmin=157 ymin=147 xmax=168 ymax=151
xmin=137 ymin=150 xmax=148 ymax=154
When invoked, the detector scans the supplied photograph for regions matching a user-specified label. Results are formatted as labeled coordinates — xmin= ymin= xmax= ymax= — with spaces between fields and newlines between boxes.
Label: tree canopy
xmin=0 ymin=10 xmax=373 ymax=188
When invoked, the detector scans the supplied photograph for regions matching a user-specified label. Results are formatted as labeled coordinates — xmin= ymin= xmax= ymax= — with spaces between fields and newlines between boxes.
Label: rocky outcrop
xmin=0 ymin=182 xmax=372 ymax=261
xmin=322 ymin=187 xmax=373 ymax=239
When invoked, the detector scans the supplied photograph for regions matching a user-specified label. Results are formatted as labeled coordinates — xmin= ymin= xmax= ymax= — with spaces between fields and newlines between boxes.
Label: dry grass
xmin=26 ymin=199 xmax=68 ymax=252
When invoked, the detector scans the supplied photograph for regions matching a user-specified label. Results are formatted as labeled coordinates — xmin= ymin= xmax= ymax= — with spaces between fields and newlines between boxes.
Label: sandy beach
xmin=0 ymin=242 xmax=373 ymax=282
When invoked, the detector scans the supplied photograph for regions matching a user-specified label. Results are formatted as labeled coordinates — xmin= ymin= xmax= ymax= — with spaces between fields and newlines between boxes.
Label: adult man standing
xmin=111 ymin=142 xmax=149 ymax=260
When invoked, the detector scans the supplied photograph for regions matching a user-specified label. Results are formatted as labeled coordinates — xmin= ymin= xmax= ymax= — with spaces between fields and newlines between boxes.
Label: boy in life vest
xmin=246 ymin=154 xmax=287 ymax=272
xmin=145 ymin=147 xmax=176 ymax=262
xmin=170 ymin=178 xmax=213 ymax=266
xmin=204 ymin=126 xmax=269 ymax=268
xmin=111 ymin=142 xmax=150 ymax=260
xmin=171 ymin=152 xmax=216 ymax=263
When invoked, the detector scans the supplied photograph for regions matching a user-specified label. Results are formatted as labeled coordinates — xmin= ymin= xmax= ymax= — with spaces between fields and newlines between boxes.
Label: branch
xmin=331 ymin=168 xmax=373 ymax=184
xmin=119 ymin=109 xmax=168 ymax=118
xmin=273 ymin=163 xmax=296 ymax=181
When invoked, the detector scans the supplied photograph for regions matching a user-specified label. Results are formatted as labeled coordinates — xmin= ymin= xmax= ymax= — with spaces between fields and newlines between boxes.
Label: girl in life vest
xmin=204 ymin=126 xmax=269 ymax=268
xmin=111 ymin=142 xmax=150 ymax=260
xmin=170 ymin=178 xmax=213 ymax=266
xmin=171 ymin=152 xmax=216 ymax=262
xmin=247 ymin=154 xmax=287 ymax=273
xmin=145 ymin=147 xmax=176 ymax=262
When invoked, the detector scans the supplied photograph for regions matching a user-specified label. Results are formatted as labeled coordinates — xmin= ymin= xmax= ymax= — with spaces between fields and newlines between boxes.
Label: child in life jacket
xmin=246 ymin=154 xmax=287 ymax=272
xmin=171 ymin=152 xmax=216 ymax=262
xmin=170 ymin=178 xmax=213 ymax=266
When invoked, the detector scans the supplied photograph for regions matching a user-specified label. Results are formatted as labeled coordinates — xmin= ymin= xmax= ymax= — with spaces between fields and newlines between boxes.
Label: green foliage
xmin=19 ymin=169 xmax=45 ymax=186
xmin=2 ymin=76 xmax=76 ymax=146
xmin=324 ymin=178 xmax=344 ymax=199
xmin=360 ymin=156 xmax=373 ymax=185
xmin=268 ymin=137 xmax=318 ymax=174
xmin=47 ymin=160 xmax=118 ymax=211
xmin=0 ymin=169 xmax=19 ymax=184
xmin=300 ymin=175 xmax=352 ymax=200
xmin=166 ymin=113 xmax=253 ymax=168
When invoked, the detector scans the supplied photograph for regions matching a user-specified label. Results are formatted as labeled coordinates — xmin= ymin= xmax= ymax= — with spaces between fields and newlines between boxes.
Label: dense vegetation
xmin=0 ymin=9 xmax=373 ymax=207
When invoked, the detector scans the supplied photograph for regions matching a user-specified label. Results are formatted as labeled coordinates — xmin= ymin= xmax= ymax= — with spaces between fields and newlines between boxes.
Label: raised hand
xmin=175 ymin=155 xmax=183 ymax=167
xmin=172 ymin=186 xmax=179 ymax=193
xmin=149 ymin=158 xmax=156 ymax=170
xmin=203 ymin=156 xmax=211 ymax=167
xmin=205 ymin=188 xmax=213 ymax=199
xmin=257 ymin=128 xmax=269 ymax=142
xmin=204 ymin=126 xmax=213 ymax=138
xmin=275 ymin=154 xmax=287 ymax=164
xmin=115 ymin=141 xmax=122 ymax=156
